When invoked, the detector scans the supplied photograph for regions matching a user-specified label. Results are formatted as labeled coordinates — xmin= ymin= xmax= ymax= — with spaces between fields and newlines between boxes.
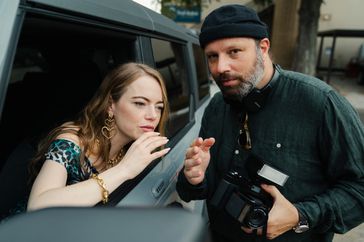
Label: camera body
xmin=211 ymin=155 xmax=288 ymax=229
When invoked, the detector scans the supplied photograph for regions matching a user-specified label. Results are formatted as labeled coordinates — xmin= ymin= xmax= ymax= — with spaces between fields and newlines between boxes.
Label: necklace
xmin=238 ymin=113 xmax=252 ymax=150
xmin=107 ymin=149 xmax=124 ymax=168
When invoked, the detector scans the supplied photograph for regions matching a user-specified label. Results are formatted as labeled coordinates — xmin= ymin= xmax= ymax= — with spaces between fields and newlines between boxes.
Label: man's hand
xmin=183 ymin=137 xmax=215 ymax=185
xmin=241 ymin=184 xmax=299 ymax=240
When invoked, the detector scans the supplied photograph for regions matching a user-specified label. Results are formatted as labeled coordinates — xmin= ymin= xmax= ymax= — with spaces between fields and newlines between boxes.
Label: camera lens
xmin=246 ymin=207 xmax=268 ymax=229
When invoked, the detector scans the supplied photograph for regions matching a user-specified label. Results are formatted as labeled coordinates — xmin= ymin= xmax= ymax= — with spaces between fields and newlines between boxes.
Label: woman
xmin=27 ymin=62 xmax=170 ymax=211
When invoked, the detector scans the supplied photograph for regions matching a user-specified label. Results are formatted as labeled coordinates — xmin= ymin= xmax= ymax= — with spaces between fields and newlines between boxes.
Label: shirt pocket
xmin=252 ymin=135 xmax=325 ymax=190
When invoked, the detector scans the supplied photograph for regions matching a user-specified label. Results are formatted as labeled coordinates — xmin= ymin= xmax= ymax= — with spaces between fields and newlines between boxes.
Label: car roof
xmin=27 ymin=0 xmax=197 ymax=41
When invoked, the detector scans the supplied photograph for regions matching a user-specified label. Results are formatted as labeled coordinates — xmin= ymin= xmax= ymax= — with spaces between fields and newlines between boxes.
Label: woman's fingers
xmin=132 ymin=132 xmax=161 ymax=146
xmin=120 ymin=134 xmax=170 ymax=179
xmin=143 ymin=136 xmax=169 ymax=151
xmin=150 ymin=147 xmax=171 ymax=160
xmin=129 ymin=132 xmax=168 ymax=153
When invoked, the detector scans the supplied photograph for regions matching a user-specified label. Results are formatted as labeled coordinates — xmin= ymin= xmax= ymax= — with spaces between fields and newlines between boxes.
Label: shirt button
xmin=234 ymin=150 xmax=239 ymax=154
xmin=276 ymin=143 xmax=281 ymax=148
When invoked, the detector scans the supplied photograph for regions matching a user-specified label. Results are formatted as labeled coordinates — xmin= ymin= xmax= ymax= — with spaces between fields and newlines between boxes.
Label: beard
xmin=214 ymin=46 xmax=265 ymax=102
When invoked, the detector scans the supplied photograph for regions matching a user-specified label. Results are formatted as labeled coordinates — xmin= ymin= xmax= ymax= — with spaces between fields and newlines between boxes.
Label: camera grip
xmin=211 ymin=179 xmax=236 ymax=209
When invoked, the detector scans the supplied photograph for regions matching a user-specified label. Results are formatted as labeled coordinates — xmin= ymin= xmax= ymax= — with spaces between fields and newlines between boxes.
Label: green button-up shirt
xmin=177 ymin=67 xmax=364 ymax=242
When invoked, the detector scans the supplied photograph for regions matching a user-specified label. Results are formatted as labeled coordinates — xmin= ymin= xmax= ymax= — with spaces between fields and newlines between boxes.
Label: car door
xmin=0 ymin=0 xmax=212 ymax=220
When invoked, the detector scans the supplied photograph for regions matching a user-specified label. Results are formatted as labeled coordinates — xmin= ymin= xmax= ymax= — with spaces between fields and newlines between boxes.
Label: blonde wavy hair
xmin=29 ymin=62 xmax=169 ymax=182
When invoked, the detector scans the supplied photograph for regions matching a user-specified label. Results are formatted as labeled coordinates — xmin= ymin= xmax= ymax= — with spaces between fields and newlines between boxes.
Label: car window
xmin=151 ymin=38 xmax=191 ymax=138
xmin=0 ymin=13 xmax=138 ymax=162
xmin=192 ymin=44 xmax=210 ymax=103
xmin=0 ymin=12 xmax=138 ymax=218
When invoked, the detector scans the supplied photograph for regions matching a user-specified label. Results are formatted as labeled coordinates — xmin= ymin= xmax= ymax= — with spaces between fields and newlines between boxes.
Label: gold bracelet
xmin=91 ymin=174 xmax=109 ymax=204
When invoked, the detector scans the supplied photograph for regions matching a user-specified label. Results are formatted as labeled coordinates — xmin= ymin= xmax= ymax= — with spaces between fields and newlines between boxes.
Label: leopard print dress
xmin=2 ymin=139 xmax=96 ymax=221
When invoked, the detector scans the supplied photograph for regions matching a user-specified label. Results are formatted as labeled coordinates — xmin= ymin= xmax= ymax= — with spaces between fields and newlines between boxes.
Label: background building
xmin=158 ymin=0 xmax=364 ymax=73
xmin=267 ymin=0 xmax=364 ymax=72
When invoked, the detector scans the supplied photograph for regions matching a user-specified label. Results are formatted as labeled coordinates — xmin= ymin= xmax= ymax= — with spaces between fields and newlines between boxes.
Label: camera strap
xmin=262 ymin=224 xmax=268 ymax=240
xmin=252 ymin=224 xmax=268 ymax=241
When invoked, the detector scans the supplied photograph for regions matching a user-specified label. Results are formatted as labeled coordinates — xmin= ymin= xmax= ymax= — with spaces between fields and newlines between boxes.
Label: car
xmin=0 ymin=0 xmax=212 ymax=238
xmin=0 ymin=207 xmax=210 ymax=242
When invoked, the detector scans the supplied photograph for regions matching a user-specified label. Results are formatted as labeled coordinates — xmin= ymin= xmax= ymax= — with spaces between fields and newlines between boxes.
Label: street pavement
xmin=330 ymin=74 xmax=364 ymax=122
xmin=328 ymin=74 xmax=364 ymax=242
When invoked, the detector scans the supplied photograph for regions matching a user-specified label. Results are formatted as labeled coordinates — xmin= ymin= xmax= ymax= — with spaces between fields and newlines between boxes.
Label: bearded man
xmin=176 ymin=4 xmax=364 ymax=242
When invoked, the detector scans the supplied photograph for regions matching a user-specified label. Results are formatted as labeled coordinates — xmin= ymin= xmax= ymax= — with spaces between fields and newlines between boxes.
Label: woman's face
xmin=110 ymin=75 xmax=164 ymax=144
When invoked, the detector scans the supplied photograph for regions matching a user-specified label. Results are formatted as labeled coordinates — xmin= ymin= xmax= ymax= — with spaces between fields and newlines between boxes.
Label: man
xmin=176 ymin=4 xmax=364 ymax=242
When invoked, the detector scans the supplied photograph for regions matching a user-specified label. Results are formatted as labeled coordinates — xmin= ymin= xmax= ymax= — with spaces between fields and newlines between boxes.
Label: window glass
xmin=151 ymin=39 xmax=190 ymax=137
xmin=192 ymin=44 xmax=210 ymax=101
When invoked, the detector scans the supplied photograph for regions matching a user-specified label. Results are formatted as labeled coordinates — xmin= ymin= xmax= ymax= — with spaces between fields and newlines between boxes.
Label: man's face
xmin=204 ymin=37 xmax=265 ymax=102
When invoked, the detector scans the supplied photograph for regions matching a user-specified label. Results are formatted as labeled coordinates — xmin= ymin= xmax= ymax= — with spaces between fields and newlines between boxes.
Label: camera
xmin=210 ymin=155 xmax=288 ymax=229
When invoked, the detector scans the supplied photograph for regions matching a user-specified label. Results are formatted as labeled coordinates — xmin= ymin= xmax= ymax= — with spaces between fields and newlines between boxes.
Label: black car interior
xmin=0 ymin=13 xmax=135 ymax=219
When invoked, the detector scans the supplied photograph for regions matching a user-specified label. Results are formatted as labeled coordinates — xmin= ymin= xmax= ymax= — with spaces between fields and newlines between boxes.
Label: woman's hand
xmin=118 ymin=132 xmax=170 ymax=179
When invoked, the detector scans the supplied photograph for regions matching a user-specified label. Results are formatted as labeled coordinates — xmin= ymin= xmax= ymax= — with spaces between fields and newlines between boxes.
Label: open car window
xmin=0 ymin=12 xmax=139 ymax=218
xmin=0 ymin=6 xmax=205 ymax=217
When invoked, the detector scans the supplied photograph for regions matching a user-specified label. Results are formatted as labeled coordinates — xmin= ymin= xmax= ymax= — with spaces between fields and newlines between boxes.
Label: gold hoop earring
xmin=101 ymin=113 xmax=115 ymax=140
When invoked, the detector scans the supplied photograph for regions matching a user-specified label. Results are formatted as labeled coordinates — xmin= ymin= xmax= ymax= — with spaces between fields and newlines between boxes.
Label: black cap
xmin=199 ymin=4 xmax=268 ymax=48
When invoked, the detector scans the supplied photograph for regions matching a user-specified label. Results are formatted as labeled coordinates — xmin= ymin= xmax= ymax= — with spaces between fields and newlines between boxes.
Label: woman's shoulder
xmin=47 ymin=128 xmax=83 ymax=157
xmin=47 ymin=138 xmax=82 ymax=159
xmin=53 ymin=123 xmax=81 ymax=145
xmin=46 ymin=132 xmax=93 ymax=183
xmin=55 ymin=132 xmax=81 ymax=147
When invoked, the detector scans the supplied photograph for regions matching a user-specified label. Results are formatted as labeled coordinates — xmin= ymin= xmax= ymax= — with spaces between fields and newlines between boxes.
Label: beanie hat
xmin=199 ymin=4 xmax=268 ymax=48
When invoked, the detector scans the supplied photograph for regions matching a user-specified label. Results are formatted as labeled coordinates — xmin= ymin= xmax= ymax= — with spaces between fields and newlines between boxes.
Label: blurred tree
xmin=292 ymin=0 xmax=324 ymax=75
xmin=257 ymin=0 xmax=323 ymax=75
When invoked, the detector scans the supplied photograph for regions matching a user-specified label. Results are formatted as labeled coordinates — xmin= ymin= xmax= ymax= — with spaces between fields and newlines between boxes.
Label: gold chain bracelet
xmin=91 ymin=174 xmax=109 ymax=204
